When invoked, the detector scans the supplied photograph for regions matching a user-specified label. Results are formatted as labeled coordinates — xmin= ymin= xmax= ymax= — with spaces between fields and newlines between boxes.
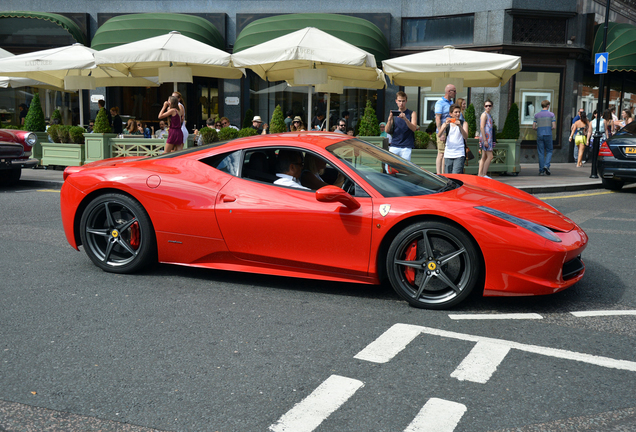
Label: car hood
xmin=428 ymin=175 xmax=575 ymax=232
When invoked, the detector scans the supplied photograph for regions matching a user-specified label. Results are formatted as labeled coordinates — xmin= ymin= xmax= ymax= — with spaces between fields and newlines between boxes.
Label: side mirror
xmin=315 ymin=185 xmax=360 ymax=210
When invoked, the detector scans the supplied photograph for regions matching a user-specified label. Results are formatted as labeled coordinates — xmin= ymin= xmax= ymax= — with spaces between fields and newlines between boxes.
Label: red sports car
xmin=60 ymin=133 xmax=587 ymax=309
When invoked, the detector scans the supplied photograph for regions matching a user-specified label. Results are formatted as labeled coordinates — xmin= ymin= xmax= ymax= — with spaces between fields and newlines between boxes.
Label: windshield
xmin=327 ymin=139 xmax=453 ymax=197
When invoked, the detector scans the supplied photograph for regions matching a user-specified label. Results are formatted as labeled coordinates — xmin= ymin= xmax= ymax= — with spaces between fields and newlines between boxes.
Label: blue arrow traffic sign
xmin=595 ymin=52 xmax=609 ymax=74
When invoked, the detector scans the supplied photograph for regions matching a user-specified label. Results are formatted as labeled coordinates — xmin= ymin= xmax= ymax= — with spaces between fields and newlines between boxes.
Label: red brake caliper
xmin=130 ymin=221 xmax=140 ymax=249
xmin=404 ymin=241 xmax=418 ymax=284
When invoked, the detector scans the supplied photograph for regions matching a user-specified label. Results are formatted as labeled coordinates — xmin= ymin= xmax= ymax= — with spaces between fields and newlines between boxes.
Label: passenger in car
xmin=301 ymin=153 xmax=345 ymax=190
xmin=274 ymin=150 xmax=310 ymax=190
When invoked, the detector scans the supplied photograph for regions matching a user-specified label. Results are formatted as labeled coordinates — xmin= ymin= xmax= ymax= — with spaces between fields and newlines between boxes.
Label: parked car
xmin=60 ymin=133 xmax=588 ymax=309
xmin=597 ymin=121 xmax=636 ymax=190
xmin=0 ymin=128 xmax=38 ymax=184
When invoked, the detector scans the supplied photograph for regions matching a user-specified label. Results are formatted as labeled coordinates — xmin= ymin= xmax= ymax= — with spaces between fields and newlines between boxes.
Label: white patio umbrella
xmin=231 ymin=27 xmax=385 ymax=129
xmin=383 ymin=45 xmax=521 ymax=91
xmin=94 ymin=31 xmax=244 ymax=92
xmin=0 ymin=43 xmax=159 ymax=126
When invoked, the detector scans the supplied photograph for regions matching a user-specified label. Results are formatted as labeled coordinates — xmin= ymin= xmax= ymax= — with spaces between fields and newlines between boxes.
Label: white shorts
xmin=389 ymin=146 xmax=412 ymax=161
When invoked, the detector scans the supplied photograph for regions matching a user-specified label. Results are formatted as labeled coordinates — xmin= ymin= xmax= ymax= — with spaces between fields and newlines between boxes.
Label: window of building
xmin=512 ymin=17 xmax=567 ymax=44
xmin=249 ymin=75 xmax=379 ymax=133
xmin=514 ymin=70 xmax=562 ymax=144
xmin=401 ymin=15 xmax=474 ymax=48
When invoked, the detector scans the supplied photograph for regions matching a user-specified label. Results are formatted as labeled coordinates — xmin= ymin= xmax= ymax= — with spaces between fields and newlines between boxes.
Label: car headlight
xmin=476 ymin=206 xmax=562 ymax=243
xmin=25 ymin=132 xmax=37 ymax=147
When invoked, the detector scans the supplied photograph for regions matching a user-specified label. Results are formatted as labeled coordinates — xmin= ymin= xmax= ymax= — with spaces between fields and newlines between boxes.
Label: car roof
xmin=155 ymin=132 xmax=354 ymax=161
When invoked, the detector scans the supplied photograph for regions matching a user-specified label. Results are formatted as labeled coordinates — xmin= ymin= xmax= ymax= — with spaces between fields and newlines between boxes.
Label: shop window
xmin=514 ymin=71 xmax=562 ymax=143
xmin=402 ymin=15 xmax=474 ymax=48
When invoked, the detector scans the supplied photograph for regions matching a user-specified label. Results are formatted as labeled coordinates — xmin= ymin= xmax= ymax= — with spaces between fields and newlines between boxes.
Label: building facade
xmin=1 ymin=0 xmax=635 ymax=163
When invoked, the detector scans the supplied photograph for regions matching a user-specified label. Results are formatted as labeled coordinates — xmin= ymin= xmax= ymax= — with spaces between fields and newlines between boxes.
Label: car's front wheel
xmin=386 ymin=221 xmax=479 ymax=309
xmin=80 ymin=193 xmax=156 ymax=273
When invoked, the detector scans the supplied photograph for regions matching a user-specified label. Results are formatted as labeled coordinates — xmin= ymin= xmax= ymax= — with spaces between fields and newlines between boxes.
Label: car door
xmin=215 ymin=166 xmax=373 ymax=278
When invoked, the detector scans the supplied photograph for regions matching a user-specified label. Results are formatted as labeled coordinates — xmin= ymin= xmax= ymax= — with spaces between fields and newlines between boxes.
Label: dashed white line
xmin=571 ymin=310 xmax=636 ymax=317
xmin=404 ymin=398 xmax=467 ymax=432
xmin=355 ymin=324 xmax=636 ymax=376
xmin=354 ymin=322 xmax=422 ymax=364
xmin=268 ymin=375 xmax=364 ymax=432
xmin=450 ymin=341 xmax=511 ymax=383
xmin=448 ymin=313 xmax=543 ymax=320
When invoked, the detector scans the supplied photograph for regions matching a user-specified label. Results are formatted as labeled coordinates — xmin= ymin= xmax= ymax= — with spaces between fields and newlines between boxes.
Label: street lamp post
xmin=590 ymin=0 xmax=612 ymax=179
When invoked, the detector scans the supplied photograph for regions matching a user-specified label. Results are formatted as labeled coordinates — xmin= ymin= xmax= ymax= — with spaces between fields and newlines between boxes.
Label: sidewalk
xmin=18 ymin=162 xmax=603 ymax=194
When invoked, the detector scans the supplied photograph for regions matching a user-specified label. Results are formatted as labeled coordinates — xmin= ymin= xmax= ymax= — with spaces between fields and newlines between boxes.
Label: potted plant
xmin=242 ymin=109 xmax=254 ymax=129
xmin=51 ymin=109 xmax=63 ymax=125
xmin=198 ymin=127 xmax=219 ymax=144
xmin=238 ymin=127 xmax=258 ymax=138
xmin=218 ymin=126 xmax=239 ymax=141
xmin=494 ymin=103 xmax=521 ymax=175
xmin=357 ymin=100 xmax=386 ymax=148
xmin=84 ymin=107 xmax=116 ymax=163
xmin=269 ymin=105 xmax=286 ymax=134
xmin=23 ymin=92 xmax=46 ymax=163
xmin=69 ymin=126 xmax=86 ymax=144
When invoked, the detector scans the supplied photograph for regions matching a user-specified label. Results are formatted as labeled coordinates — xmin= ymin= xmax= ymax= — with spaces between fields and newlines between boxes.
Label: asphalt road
xmin=1 ymin=179 xmax=635 ymax=432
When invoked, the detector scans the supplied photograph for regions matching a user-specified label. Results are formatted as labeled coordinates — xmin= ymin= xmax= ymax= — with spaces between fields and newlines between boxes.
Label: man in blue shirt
xmin=386 ymin=91 xmax=417 ymax=161
xmin=533 ymin=100 xmax=556 ymax=175
xmin=434 ymin=84 xmax=456 ymax=174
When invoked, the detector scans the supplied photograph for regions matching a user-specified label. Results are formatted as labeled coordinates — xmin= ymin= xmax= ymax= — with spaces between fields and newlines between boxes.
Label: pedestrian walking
xmin=532 ymin=100 xmax=556 ymax=175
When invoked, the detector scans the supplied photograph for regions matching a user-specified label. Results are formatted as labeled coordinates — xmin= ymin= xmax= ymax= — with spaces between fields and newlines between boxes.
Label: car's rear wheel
xmin=601 ymin=177 xmax=624 ymax=190
xmin=80 ymin=193 xmax=156 ymax=273
xmin=386 ymin=221 xmax=479 ymax=309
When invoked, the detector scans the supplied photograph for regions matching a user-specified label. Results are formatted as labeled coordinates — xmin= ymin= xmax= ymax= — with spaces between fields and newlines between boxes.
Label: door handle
xmin=221 ymin=194 xmax=236 ymax=203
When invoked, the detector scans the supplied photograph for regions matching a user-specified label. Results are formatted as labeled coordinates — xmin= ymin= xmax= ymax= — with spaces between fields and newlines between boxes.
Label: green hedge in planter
xmin=414 ymin=130 xmax=431 ymax=149
xmin=238 ymin=127 xmax=258 ymax=138
xmin=499 ymin=102 xmax=520 ymax=139
xmin=465 ymin=103 xmax=477 ymax=138
xmin=218 ymin=126 xmax=239 ymax=141
xmin=47 ymin=124 xmax=60 ymax=142
xmin=24 ymin=92 xmax=46 ymax=132
xmin=69 ymin=126 xmax=87 ymax=144
xmin=358 ymin=100 xmax=380 ymax=136
xmin=93 ymin=107 xmax=112 ymax=134
xmin=199 ymin=127 xmax=219 ymax=144
xmin=51 ymin=109 xmax=63 ymax=125
xmin=269 ymin=105 xmax=286 ymax=134
xmin=242 ymin=109 xmax=254 ymax=129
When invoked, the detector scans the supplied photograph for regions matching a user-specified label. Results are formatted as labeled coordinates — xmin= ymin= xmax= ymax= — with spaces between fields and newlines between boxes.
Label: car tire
xmin=80 ymin=193 xmax=157 ymax=274
xmin=0 ymin=169 xmax=21 ymax=185
xmin=386 ymin=221 xmax=479 ymax=309
xmin=601 ymin=177 xmax=624 ymax=190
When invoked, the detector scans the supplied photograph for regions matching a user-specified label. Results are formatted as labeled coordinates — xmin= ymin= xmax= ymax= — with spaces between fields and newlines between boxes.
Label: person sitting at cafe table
xmin=125 ymin=119 xmax=142 ymax=135
xmin=155 ymin=120 xmax=168 ymax=139
xmin=251 ymin=115 xmax=268 ymax=135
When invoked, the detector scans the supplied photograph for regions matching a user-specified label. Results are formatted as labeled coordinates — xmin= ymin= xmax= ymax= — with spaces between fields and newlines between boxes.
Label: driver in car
xmin=274 ymin=150 xmax=310 ymax=190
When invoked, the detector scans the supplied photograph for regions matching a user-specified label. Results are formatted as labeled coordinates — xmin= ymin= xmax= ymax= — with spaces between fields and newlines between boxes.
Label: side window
xmin=242 ymin=149 xmax=278 ymax=183
xmin=204 ymin=150 xmax=242 ymax=176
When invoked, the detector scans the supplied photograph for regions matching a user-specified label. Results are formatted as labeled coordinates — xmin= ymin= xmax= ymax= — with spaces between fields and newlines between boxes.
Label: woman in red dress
xmin=158 ymin=96 xmax=184 ymax=153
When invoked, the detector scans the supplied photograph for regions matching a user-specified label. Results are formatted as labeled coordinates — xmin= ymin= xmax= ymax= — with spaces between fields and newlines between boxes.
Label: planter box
xmin=84 ymin=133 xmax=117 ymax=163
xmin=41 ymin=142 xmax=85 ymax=167
xmin=32 ymin=131 xmax=49 ymax=163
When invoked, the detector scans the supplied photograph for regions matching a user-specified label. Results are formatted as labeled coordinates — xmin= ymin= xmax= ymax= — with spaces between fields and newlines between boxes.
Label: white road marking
xmin=268 ymin=375 xmax=364 ymax=432
xmin=404 ymin=398 xmax=467 ymax=432
xmin=354 ymin=323 xmax=423 ymax=363
xmin=448 ymin=313 xmax=543 ymax=320
xmin=355 ymin=324 xmax=636 ymax=378
xmin=450 ymin=341 xmax=511 ymax=383
xmin=571 ymin=310 xmax=636 ymax=317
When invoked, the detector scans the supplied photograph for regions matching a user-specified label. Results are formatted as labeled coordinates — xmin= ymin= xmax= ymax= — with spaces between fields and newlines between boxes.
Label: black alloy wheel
xmin=387 ymin=221 xmax=479 ymax=309
xmin=80 ymin=193 xmax=156 ymax=273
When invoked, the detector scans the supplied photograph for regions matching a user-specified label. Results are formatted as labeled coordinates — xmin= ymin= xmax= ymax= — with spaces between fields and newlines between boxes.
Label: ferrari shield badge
xmin=379 ymin=204 xmax=391 ymax=217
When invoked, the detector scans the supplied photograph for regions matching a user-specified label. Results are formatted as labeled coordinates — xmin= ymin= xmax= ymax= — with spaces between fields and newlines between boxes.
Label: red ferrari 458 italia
xmin=61 ymin=133 xmax=587 ymax=309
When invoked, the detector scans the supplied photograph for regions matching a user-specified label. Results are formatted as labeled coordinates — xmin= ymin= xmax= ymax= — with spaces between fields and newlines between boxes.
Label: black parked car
xmin=597 ymin=121 xmax=636 ymax=190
